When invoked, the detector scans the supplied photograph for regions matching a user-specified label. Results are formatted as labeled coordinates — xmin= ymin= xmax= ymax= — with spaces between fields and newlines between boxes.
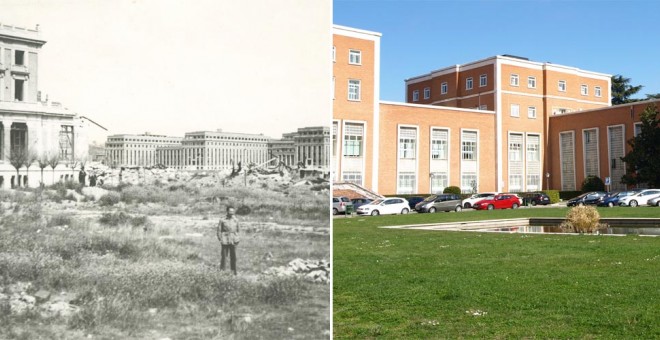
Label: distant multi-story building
xmin=333 ymin=24 xmax=654 ymax=195
xmin=105 ymin=133 xmax=182 ymax=168
xmin=269 ymin=132 xmax=296 ymax=166
xmin=0 ymin=23 xmax=94 ymax=188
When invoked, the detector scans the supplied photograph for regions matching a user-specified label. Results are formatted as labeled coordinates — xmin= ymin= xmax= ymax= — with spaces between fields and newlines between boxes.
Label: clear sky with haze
xmin=334 ymin=0 xmax=660 ymax=103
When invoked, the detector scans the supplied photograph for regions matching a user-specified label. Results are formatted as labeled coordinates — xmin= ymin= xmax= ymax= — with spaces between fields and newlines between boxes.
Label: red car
xmin=472 ymin=194 xmax=521 ymax=210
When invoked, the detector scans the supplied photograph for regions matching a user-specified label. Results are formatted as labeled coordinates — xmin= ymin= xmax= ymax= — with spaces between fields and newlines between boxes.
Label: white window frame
xmin=508 ymin=133 xmax=523 ymax=162
xmin=634 ymin=122 xmax=643 ymax=137
xmin=430 ymin=128 xmax=449 ymax=160
xmin=527 ymin=106 xmax=537 ymax=119
xmin=466 ymin=77 xmax=473 ymax=90
xmin=348 ymin=79 xmax=361 ymax=101
xmin=526 ymin=133 xmax=540 ymax=162
xmin=558 ymin=80 xmax=566 ymax=92
xmin=348 ymin=49 xmax=361 ymax=65
xmin=342 ymin=171 xmax=363 ymax=186
xmin=423 ymin=87 xmax=430 ymax=99
xmin=479 ymin=74 xmax=487 ymax=87
xmin=581 ymin=84 xmax=588 ymax=96
xmin=397 ymin=172 xmax=416 ymax=195
xmin=527 ymin=76 xmax=536 ymax=89
xmin=510 ymin=74 xmax=519 ymax=86
xmin=461 ymin=129 xmax=478 ymax=161
xmin=510 ymin=104 xmax=520 ymax=117
xmin=398 ymin=126 xmax=417 ymax=159
xmin=343 ymin=122 xmax=364 ymax=158
xmin=441 ymin=82 xmax=448 ymax=94
xmin=412 ymin=90 xmax=419 ymax=102
xmin=430 ymin=172 xmax=448 ymax=194
xmin=582 ymin=127 xmax=600 ymax=178
xmin=594 ymin=86 xmax=602 ymax=97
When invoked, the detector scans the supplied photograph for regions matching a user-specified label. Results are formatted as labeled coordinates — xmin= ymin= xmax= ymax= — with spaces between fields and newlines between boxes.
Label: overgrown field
xmin=0 ymin=180 xmax=330 ymax=339
xmin=334 ymin=209 xmax=660 ymax=338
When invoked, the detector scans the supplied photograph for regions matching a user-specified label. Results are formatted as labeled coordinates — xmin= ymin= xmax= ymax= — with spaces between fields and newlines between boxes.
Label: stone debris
xmin=263 ymin=258 xmax=330 ymax=284
xmin=65 ymin=189 xmax=85 ymax=202
xmin=81 ymin=186 xmax=109 ymax=201
xmin=229 ymin=313 xmax=253 ymax=332
xmin=0 ymin=282 xmax=80 ymax=318
xmin=34 ymin=289 xmax=51 ymax=302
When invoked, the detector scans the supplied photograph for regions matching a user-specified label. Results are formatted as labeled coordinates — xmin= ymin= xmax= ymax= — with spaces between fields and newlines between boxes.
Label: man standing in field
xmin=217 ymin=206 xmax=240 ymax=275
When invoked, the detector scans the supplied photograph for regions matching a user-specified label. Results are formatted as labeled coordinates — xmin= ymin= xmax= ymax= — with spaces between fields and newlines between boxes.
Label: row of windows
xmin=510 ymin=104 xmax=537 ymax=118
xmin=0 ymin=47 xmax=27 ymax=66
xmin=332 ymin=46 xmax=362 ymax=65
xmin=510 ymin=74 xmax=603 ymax=97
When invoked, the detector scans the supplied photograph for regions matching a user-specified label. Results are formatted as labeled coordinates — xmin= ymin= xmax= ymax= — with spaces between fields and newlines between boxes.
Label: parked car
xmin=332 ymin=196 xmax=353 ymax=215
xmin=356 ymin=197 xmax=410 ymax=216
xmin=406 ymin=196 xmax=426 ymax=210
xmin=598 ymin=190 xmax=641 ymax=207
xmin=566 ymin=191 xmax=607 ymax=207
xmin=414 ymin=194 xmax=463 ymax=213
xmin=351 ymin=197 xmax=373 ymax=210
xmin=472 ymin=194 xmax=521 ymax=210
xmin=522 ymin=192 xmax=551 ymax=206
xmin=619 ymin=189 xmax=660 ymax=207
xmin=647 ymin=195 xmax=660 ymax=207
xmin=462 ymin=192 xmax=500 ymax=209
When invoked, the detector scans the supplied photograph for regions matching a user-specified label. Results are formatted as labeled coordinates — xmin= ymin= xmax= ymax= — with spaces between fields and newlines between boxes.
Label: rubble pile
xmin=263 ymin=258 xmax=330 ymax=284
xmin=0 ymin=282 xmax=80 ymax=318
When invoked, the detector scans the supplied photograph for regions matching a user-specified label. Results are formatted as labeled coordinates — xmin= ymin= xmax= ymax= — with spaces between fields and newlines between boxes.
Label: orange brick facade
xmin=334 ymin=25 xmax=652 ymax=195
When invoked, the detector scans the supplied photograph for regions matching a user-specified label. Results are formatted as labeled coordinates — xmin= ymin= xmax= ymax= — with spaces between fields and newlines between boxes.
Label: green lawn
xmin=333 ymin=207 xmax=660 ymax=338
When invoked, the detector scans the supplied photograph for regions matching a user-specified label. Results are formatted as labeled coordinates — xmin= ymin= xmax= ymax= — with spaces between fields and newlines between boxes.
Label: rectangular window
xmin=526 ymin=135 xmax=540 ymax=161
xmin=441 ymin=82 xmax=448 ymax=94
xmin=634 ymin=123 xmax=642 ymax=137
xmin=348 ymin=79 xmax=361 ymax=101
xmin=15 ymin=50 xmax=25 ymax=65
xmin=461 ymin=130 xmax=477 ymax=160
xmin=461 ymin=173 xmax=478 ymax=194
xmin=14 ymin=79 xmax=24 ymax=101
xmin=509 ymin=134 xmax=523 ymax=162
xmin=431 ymin=173 xmax=448 ymax=193
xmin=510 ymin=104 xmax=520 ymax=117
xmin=348 ymin=49 xmax=361 ymax=65
xmin=431 ymin=128 xmax=448 ymax=160
xmin=59 ymin=125 xmax=74 ymax=161
xmin=398 ymin=172 xmax=416 ymax=195
xmin=595 ymin=86 xmax=602 ymax=97
xmin=466 ymin=77 xmax=473 ymax=90
xmin=423 ymin=87 xmax=430 ymax=99
xmin=584 ymin=129 xmax=599 ymax=177
xmin=560 ymin=131 xmax=576 ymax=190
xmin=412 ymin=90 xmax=419 ymax=102
xmin=332 ymin=121 xmax=338 ymax=156
xmin=10 ymin=123 xmax=27 ymax=154
xmin=528 ymin=106 xmax=536 ymax=119
xmin=509 ymin=174 xmax=523 ymax=192
xmin=558 ymin=80 xmax=566 ymax=92
xmin=510 ymin=74 xmax=519 ymax=86
xmin=399 ymin=127 xmax=417 ymax=159
xmin=479 ymin=74 xmax=487 ymax=87
xmin=528 ymin=76 xmax=536 ymax=88
xmin=526 ymin=174 xmax=540 ymax=191
xmin=342 ymin=171 xmax=363 ymax=186
xmin=581 ymin=84 xmax=588 ymax=96
xmin=343 ymin=123 xmax=363 ymax=157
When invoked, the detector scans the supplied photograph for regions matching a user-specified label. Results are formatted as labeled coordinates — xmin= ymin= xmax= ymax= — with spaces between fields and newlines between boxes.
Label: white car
xmin=618 ymin=189 xmax=660 ymax=207
xmin=356 ymin=197 xmax=410 ymax=216
xmin=461 ymin=192 xmax=500 ymax=209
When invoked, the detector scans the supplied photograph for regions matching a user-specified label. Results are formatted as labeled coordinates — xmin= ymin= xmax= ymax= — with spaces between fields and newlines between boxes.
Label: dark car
xmin=598 ymin=190 xmax=641 ymax=207
xmin=351 ymin=197 xmax=373 ymax=210
xmin=414 ymin=194 xmax=463 ymax=213
xmin=522 ymin=192 xmax=551 ymax=206
xmin=566 ymin=191 xmax=607 ymax=207
xmin=406 ymin=196 xmax=426 ymax=210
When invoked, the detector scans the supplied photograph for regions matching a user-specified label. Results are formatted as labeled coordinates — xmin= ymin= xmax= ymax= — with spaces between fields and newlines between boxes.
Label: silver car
xmin=415 ymin=194 xmax=463 ymax=213
xmin=647 ymin=195 xmax=660 ymax=207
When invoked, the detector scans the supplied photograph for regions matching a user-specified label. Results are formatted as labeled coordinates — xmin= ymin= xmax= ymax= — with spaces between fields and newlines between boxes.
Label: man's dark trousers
xmin=221 ymin=244 xmax=237 ymax=275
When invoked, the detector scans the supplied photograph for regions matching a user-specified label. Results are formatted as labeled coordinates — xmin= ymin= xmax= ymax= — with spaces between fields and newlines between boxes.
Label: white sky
xmin=1 ymin=0 xmax=332 ymax=144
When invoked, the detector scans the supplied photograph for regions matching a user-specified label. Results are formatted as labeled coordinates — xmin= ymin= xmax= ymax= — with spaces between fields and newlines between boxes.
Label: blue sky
xmin=334 ymin=0 xmax=660 ymax=102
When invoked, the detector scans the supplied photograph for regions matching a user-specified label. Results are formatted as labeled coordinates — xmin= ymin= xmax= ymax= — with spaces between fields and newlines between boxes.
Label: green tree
xmin=645 ymin=93 xmax=660 ymax=100
xmin=611 ymin=75 xmax=643 ymax=105
xmin=621 ymin=103 xmax=660 ymax=187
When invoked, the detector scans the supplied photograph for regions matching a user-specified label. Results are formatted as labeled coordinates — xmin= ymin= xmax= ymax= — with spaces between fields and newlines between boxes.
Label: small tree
xmin=443 ymin=186 xmax=462 ymax=195
xmin=48 ymin=153 xmax=60 ymax=184
xmin=611 ymin=75 xmax=643 ymax=105
xmin=581 ymin=175 xmax=605 ymax=192
xmin=22 ymin=149 xmax=38 ymax=187
xmin=621 ymin=103 xmax=660 ymax=187
xmin=8 ymin=148 xmax=28 ymax=188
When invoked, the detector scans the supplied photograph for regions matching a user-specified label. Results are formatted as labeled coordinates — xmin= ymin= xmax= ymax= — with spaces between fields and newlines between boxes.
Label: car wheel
xmin=512 ymin=203 xmax=519 ymax=209
xmin=531 ymin=201 xmax=537 ymax=206
xmin=487 ymin=204 xmax=494 ymax=210
xmin=608 ymin=202 xmax=614 ymax=208
xmin=401 ymin=208 xmax=409 ymax=214
xmin=455 ymin=205 xmax=462 ymax=212
xmin=333 ymin=208 xmax=338 ymax=215
xmin=463 ymin=202 xmax=471 ymax=209
xmin=429 ymin=207 xmax=436 ymax=213
xmin=630 ymin=200 xmax=638 ymax=207
xmin=371 ymin=210 xmax=380 ymax=216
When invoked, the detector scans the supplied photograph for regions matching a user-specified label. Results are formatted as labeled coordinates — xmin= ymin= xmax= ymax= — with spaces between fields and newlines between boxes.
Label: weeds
xmin=98 ymin=192 xmax=121 ymax=206
xmin=560 ymin=205 xmax=605 ymax=233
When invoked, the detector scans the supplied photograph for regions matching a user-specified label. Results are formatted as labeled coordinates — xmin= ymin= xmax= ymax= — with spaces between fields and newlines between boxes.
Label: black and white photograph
xmin=0 ymin=1 xmax=332 ymax=339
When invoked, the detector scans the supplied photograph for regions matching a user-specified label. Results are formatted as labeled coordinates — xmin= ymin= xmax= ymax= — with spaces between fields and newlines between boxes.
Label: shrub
xmin=99 ymin=212 xmax=132 ymax=226
xmin=47 ymin=213 xmax=73 ymax=227
xmin=99 ymin=192 xmax=121 ymax=206
xmin=560 ymin=205 xmax=605 ymax=233
xmin=582 ymin=176 xmax=605 ymax=192
xmin=443 ymin=186 xmax=462 ymax=195
xmin=542 ymin=190 xmax=560 ymax=204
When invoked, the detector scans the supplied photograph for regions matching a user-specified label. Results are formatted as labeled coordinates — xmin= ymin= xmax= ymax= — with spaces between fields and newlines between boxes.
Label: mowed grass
xmin=0 ymin=184 xmax=330 ymax=340
xmin=333 ymin=206 xmax=660 ymax=338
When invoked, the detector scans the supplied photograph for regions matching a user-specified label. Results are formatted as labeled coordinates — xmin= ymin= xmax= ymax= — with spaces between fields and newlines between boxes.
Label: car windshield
xmin=370 ymin=199 xmax=383 ymax=205
xmin=423 ymin=195 xmax=438 ymax=202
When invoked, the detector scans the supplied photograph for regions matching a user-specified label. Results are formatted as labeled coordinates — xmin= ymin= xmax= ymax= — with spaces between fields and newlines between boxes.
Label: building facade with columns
xmin=0 ymin=23 xmax=91 ymax=188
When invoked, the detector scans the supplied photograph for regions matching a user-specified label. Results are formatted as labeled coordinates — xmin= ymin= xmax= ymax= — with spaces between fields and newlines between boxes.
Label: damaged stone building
xmin=0 ymin=23 xmax=93 ymax=188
